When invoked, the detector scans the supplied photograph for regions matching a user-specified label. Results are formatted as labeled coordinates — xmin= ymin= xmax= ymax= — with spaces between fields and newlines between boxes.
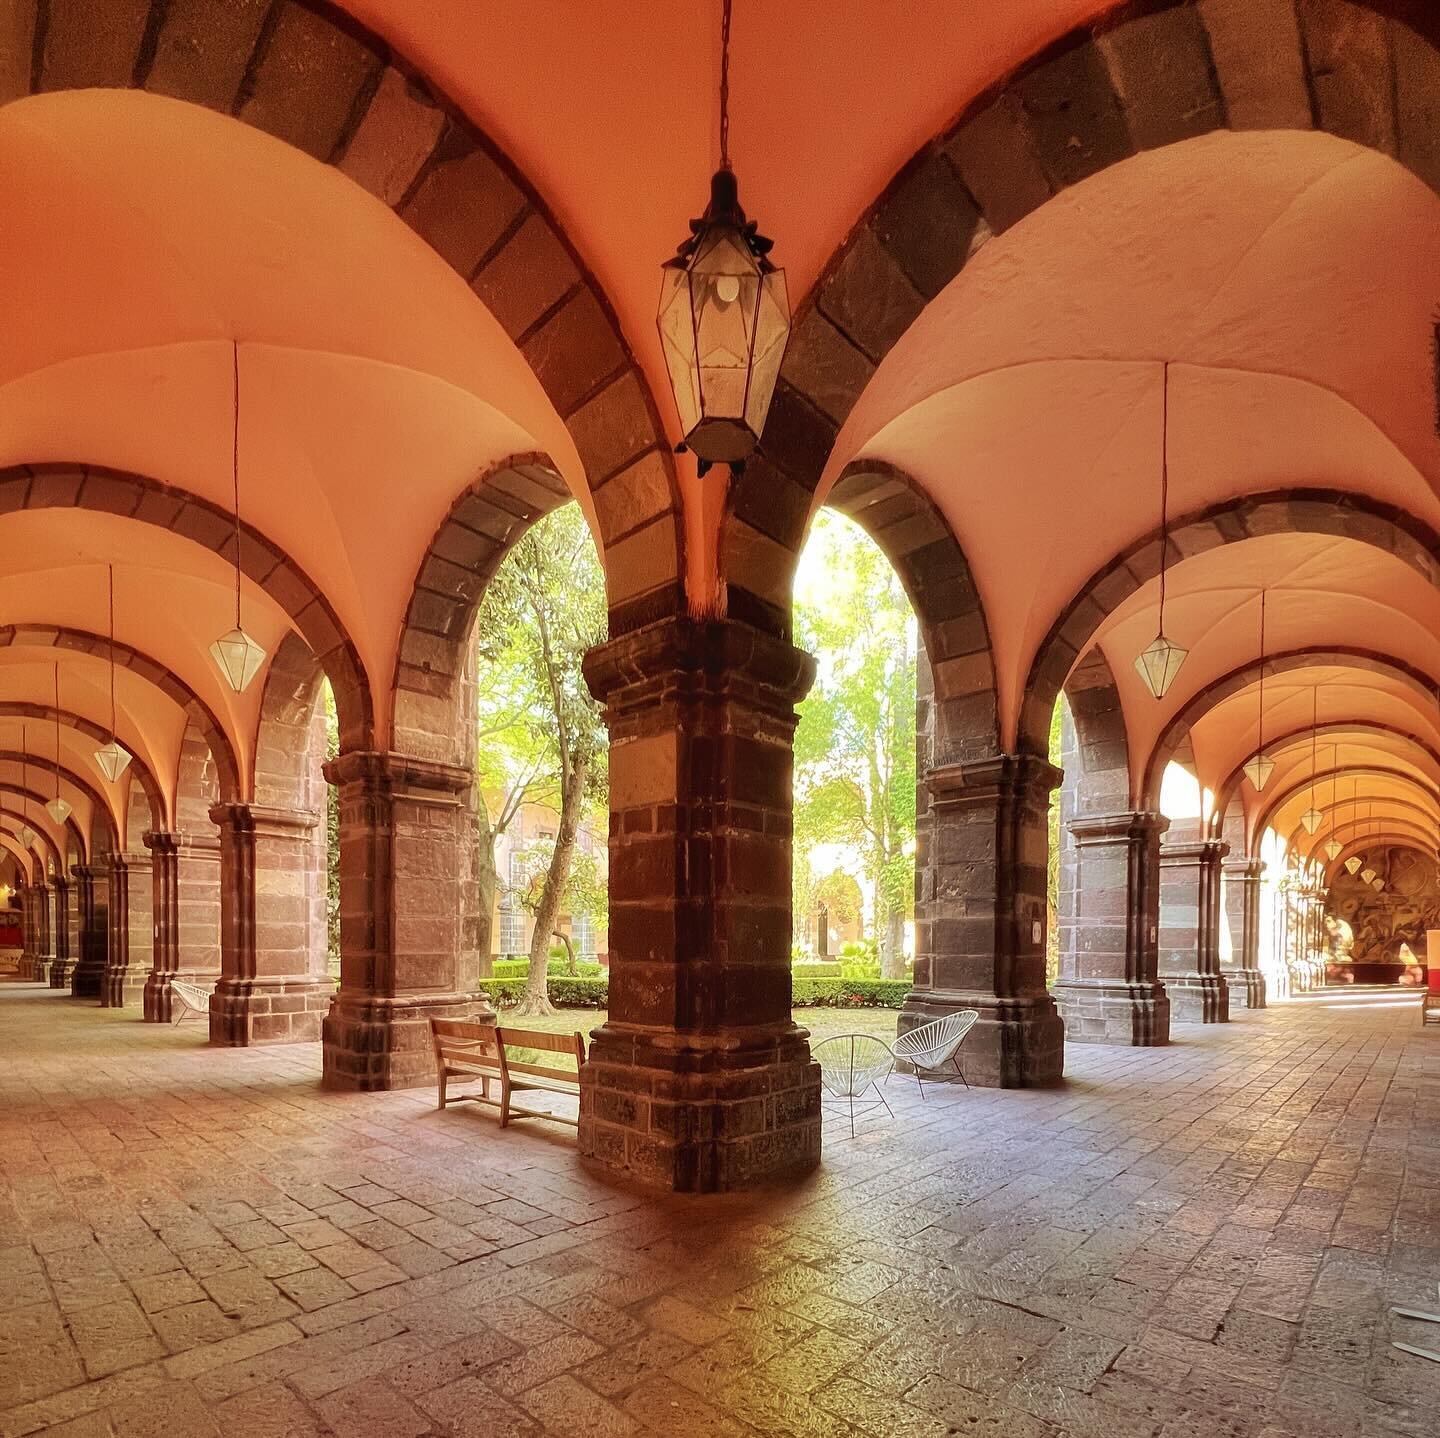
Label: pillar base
xmin=322 ymin=991 xmax=493 ymax=1090
xmin=899 ymin=991 xmax=1064 ymax=1086
xmin=578 ymin=1024 xmax=821 ymax=1193
xmin=209 ymin=977 xmax=332 ymax=1045
xmin=102 ymin=970 xmax=148 ymax=1009
xmin=1167 ymin=973 xmax=1230 ymax=1023
xmin=49 ymin=958 xmax=75 ymax=989
xmin=1054 ymin=978 xmax=1171 ymax=1046
xmin=69 ymin=959 xmax=104 ymax=1000
xmin=1226 ymin=967 xmax=1266 ymax=1009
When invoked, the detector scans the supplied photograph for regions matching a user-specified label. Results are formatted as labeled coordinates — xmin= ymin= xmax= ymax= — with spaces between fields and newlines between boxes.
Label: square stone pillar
xmin=49 ymin=876 xmax=74 ymax=988
xmin=18 ymin=887 xmax=36 ymax=979
xmin=578 ymin=617 xmax=822 ymax=1193
xmin=1221 ymin=856 xmax=1266 ymax=1008
xmin=1054 ymin=811 xmax=1171 ymax=1045
xmin=1159 ymin=838 xmax=1230 ymax=1022
xmin=69 ymin=863 xmax=109 ymax=999
xmin=102 ymin=852 xmax=153 ymax=1008
xmin=322 ymin=753 xmax=491 ymax=1089
xmin=905 ymin=754 xmax=1066 ymax=1085
xmin=208 ymin=805 xmax=332 ymax=1044
xmin=34 ymin=880 xmax=54 ymax=980
xmin=142 ymin=832 xmax=222 ymax=1022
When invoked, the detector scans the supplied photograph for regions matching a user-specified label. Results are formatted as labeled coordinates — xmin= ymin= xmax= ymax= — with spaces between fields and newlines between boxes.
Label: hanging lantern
xmin=211 ymin=342 xmax=267 ymax=691
xmin=46 ymin=664 xmax=71 ymax=824
xmin=1361 ymin=867 xmax=1376 ymax=884
xmin=18 ymin=824 xmax=35 ymax=849
xmin=1134 ymin=362 xmax=1186 ymax=699
xmin=657 ymin=1 xmax=789 ymax=473
xmin=1344 ymin=855 xmax=1363 ymax=875
xmin=95 ymin=565 xmax=133 ymax=782
xmin=1323 ymin=838 xmax=1343 ymax=862
xmin=1243 ymin=753 xmax=1275 ymax=791
xmin=1300 ymin=808 xmax=1322 ymax=836
xmin=1372 ymin=877 xmax=1384 ymax=892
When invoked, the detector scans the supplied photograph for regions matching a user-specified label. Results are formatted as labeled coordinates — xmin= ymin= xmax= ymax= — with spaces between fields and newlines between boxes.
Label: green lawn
xmin=500 ymin=1005 xmax=901 ymax=1045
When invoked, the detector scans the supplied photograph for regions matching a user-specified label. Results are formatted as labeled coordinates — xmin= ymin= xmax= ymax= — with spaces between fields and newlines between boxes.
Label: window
xmin=498 ymin=901 xmax=525 ymax=956
xmin=573 ymin=913 xmax=594 ymax=959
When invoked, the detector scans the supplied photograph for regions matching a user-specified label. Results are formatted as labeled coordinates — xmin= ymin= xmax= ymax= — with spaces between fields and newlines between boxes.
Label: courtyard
xmin=1 ymin=979 xmax=1436 ymax=1437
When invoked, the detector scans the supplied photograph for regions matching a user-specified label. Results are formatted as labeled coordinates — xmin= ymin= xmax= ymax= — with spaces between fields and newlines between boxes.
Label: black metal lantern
xmin=657 ymin=0 xmax=789 ymax=474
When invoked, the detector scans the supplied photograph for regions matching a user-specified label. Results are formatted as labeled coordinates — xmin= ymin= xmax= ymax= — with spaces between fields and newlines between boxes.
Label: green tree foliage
xmin=473 ymin=504 xmax=607 ymax=1013
xmin=793 ymin=510 xmax=917 ymax=979
xmin=511 ymin=840 xmax=607 ymax=974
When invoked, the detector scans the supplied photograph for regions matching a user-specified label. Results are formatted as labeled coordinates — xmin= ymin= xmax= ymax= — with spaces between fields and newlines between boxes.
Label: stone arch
xmin=1142 ymin=648 xmax=1440 ymax=804
xmin=727 ymin=0 xmax=1440 ymax=630
xmin=5 ymin=0 xmax=680 ymax=620
xmin=0 ymin=749 xmax=113 ymax=843
xmin=0 ymin=462 xmax=372 ymax=752
xmin=1207 ymin=720 xmax=1440 ymax=838
xmin=1256 ymin=767 xmax=1438 ymax=842
xmin=0 ymin=795 xmax=77 ymax=872
xmin=826 ymin=461 xmax=999 ymax=763
xmin=0 ymin=623 xmax=241 ymax=800
xmin=0 ymin=833 xmax=34 ymax=884
xmin=1026 ymin=490 xmax=1440 ymax=759
xmin=390 ymin=454 xmax=571 ymax=764
xmin=0 ymin=702 xmax=163 ymax=838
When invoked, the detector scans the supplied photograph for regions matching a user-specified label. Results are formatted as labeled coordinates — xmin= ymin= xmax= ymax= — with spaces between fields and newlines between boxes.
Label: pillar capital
xmin=1067 ymin=809 xmax=1169 ymax=845
xmin=928 ymin=751 xmax=1062 ymax=814
xmin=1161 ymin=837 xmax=1231 ymax=865
xmin=323 ymin=749 xmax=473 ymax=798
xmin=143 ymin=829 xmax=221 ymax=859
xmin=1221 ymin=855 xmax=1264 ymax=881
xmin=208 ymin=802 xmax=319 ymax=839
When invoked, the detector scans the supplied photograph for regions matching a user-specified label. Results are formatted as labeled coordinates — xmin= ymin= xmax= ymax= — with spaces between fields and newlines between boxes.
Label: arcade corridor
xmin=0 ymin=978 xmax=1435 ymax=1437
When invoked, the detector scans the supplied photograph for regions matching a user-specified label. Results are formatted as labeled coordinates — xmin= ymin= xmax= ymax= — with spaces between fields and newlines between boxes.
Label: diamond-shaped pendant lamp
xmin=212 ymin=343 xmax=267 ymax=693
xmin=94 ymin=740 xmax=131 ymax=783
xmin=1135 ymin=634 xmax=1188 ymax=700
xmin=1344 ymin=855 xmax=1363 ymax=875
xmin=1372 ymin=877 xmax=1384 ymax=892
xmin=1361 ymin=867 xmax=1376 ymax=885
xmin=1243 ymin=753 xmax=1275 ymax=791
xmin=47 ymin=666 xmax=71 ymax=825
xmin=1300 ymin=808 xmax=1323 ymax=836
xmin=18 ymin=824 xmax=34 ymax=849
xmin=1323 ymin=839 xmax=1343 ymax=862
xmin=210 ymin=627 xmax=266 ymax=693
xmin=46 ymin=797 xmax=71 ymax=825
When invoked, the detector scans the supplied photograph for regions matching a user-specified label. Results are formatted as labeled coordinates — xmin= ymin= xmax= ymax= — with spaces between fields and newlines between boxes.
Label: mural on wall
xmin=1329 ymin=845 xmax=1438 ymax=971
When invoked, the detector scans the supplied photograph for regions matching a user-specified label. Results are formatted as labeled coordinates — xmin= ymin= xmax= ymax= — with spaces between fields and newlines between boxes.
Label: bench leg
xmin=437 ymin=1070 xmax=447 ymax=1110
xmin=500 ymin=1080 xmax=511 ymax=1129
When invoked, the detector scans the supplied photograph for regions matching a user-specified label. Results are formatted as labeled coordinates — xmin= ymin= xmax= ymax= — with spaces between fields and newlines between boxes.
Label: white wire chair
xmin=892 ymin=1011 xmax=979 ymax=1099
xmin=812 ymin=1033 xmax=895 ymax=1136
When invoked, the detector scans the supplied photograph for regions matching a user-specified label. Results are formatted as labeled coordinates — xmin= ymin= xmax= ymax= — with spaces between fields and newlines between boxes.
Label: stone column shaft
xmin=209 ymin=804 xmax=331 ymax=1045
xmin=321 ymin=752 xmax=490 ymax=1089
xmin=102 ymin=852 xmax=153 ymax=1008
xmin=69 ymin=863 xmax=109 ymax=1000
xmin=1221 ymin=856 xmax=1266 ymax=1008
xmin=48 ymin=877 xmax=74 ymax=987
xmin=1159 ymin=839 xmax=1230 ymax=1022
xmin=142 ymin=832 xmax=221 ymax=1022
xmin=577 ymin=617 xmax=822 ymax=1193
xmin=1054 ymin=811 xmax=1171 ymax=1045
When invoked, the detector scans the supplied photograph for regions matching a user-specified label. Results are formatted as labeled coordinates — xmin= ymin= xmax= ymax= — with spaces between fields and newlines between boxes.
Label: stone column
xmin=49 ymin=876 xmax=74 ymax=988
xmin=208 ymin=805 xmax=331 ymax=1044
xmin=906 ymin=754 xmax=1066 ymax=1085
xmin=1054 ymin=811 xmax=1171 ymax=1045
xmin=322 ymin=752 xmax=490 ymax=1089
xmin=102 ymin=851 xmax=153 ymax=1008
xmin=142 ymin=832 xmax=222 ymax=1022
xmin=1159 ymin=838 xmax=1230 ymax=1022
xmin=34 ymin=880 xmax=54 ymax=981
xmin=69 ymin=863 xmax=109 ymax=999
xmin=577 ymin=617 xmax=821 ymax=1193
xmin=18 ymin=886 xmax=35 ymax=979
xmin=1221 ymin=856 xmax=1266 ymax=1008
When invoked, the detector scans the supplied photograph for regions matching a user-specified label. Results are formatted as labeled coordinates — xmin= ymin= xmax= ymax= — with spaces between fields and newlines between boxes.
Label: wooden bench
xmin=430 ymin=1018 xmax=585 ymax=1128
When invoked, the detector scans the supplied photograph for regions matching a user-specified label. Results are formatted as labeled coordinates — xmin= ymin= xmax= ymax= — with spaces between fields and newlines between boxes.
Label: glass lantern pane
xmin=1372 ymin=877 xmax=1384 ymax=891
xmin=1300 ymin=809 xmax=1322 ymax=835
xmin=1134 ymin=634 xmax=1186 ymax=699
xmin=1243 ymin=754 xmax=1275 ymax=791
xmin=1323 ymin=840 xmax=1342 ymax=861
xmin=744 ymin=267 xmax=791 ymax=440
xmin=1343 ymin=856 xmax=1362 ymax=874
xmin=657 ymin=265 xmax=702 ymax=435
xmin=1360 ymin=868 xmax=1376 ymax=884
xmin=46 ymin=797 xmax=71 ymax=825
xmin=95 ymin=741 xmax=132 ymax=783
xmin=211 ymin=628 xmax=267 ymax=693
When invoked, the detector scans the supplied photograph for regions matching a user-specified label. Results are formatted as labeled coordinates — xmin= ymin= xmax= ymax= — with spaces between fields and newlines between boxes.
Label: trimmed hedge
xmin=484 ymin=976 xmax=609 ymax=1008
xmin=791 ymin=960 xmax=842 ymax=977
xmin=791 ymin=977 xmax=911 ymax=1008
xmin=482 ymin=975 xmax=910 ymax=1011
xmin=491 ymin=958 xmax=604 ymax=980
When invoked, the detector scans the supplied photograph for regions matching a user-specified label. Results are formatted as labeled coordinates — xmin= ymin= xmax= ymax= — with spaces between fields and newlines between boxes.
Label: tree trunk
xmin=881 ymin=905 xmax=906 ymax=980
xmin=553 ymin=929 xmax=577 ymax=976
xmin=475 ymin=798 xmax=498 ymax=976
xmin=517 ymin=755 xmax=587 ymax=1016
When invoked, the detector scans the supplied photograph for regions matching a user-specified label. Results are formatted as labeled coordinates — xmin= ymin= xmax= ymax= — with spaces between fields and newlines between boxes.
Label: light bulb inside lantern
xmin=715 ymin=273 xmax=740 ymax=304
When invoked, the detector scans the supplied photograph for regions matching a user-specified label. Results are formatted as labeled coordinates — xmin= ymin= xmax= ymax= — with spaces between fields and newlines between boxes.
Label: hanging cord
xmin=1256 ymin=588 xmax=1266 ymax=753
xmin=1158 ymin=361 xmax=1169 ymax=629
xmin=1310 ymin=686 xmax=1318 ymax=811
xmin=108 ymin=564 xmax=117 ymax=743
xmin=232 ymin=341 xmax=242 ymax=629
xmin=54 ymin=664 xmax=62 ymax=803
xmin=718 ymin=0 xmax=732 ymax=170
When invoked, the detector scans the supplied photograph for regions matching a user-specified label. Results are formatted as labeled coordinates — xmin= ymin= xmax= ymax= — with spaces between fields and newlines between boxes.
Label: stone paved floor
xmin=1 ymin=981 xmax=1437 ymax=1438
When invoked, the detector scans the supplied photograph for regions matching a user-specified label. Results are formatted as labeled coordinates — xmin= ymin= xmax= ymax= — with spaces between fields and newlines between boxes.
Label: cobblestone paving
xmin=1 ymin=981 xmax=1436 ymax=1437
